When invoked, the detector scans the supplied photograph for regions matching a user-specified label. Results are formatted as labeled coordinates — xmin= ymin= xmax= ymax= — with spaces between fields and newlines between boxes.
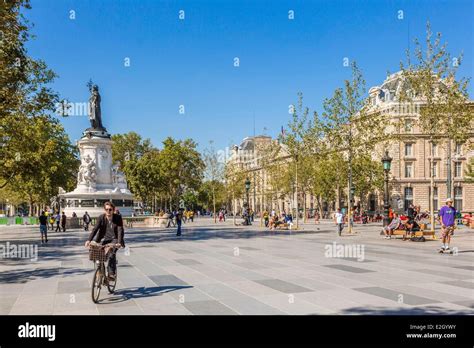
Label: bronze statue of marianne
xmin=88 ymin=84 xmax=104 ymax=130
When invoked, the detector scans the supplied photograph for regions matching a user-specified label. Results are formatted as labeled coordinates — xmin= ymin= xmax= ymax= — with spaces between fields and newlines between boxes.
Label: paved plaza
xmin=0 ymin=218 xmax=473 ymax=315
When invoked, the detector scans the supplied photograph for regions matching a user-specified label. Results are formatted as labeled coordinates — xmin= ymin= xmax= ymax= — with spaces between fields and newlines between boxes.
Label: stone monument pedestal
xmin=60 ymin=129 xmax=134 ymax=217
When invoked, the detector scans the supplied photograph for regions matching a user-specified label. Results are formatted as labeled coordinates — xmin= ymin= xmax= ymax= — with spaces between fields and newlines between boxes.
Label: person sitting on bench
xmin=405 ymin=218 xmax=420 ymax=238
xmin=383 ymin=212 xmax=400 ymax=239
xmin=269 ymin=215 xmax=279 ymax=230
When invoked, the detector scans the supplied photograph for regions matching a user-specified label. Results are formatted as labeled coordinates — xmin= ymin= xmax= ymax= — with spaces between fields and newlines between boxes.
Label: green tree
xmin=5 ymin=116 xmax=78 ymax=214
xmin=224 ymin=159 xmax=247 ymax=224
xmin=321 ymin=61 xmax=387 ymax=230
xmin=352 ymin=154 xmax=384 ymax=210
xmin=282 ymin=92 xmax=327 ymax=224
xmin=111 ymin=132 xmax=153 ymax=170
xmin=203 ymin=141 xmax=225 ymax=222
xmin=1 ymin=0 xmax=67 ymax=196
xmin=310 ymin=154 xmax=347 ymax=217
xmin=464 ymin=157 xmax=474 ymax=183
xmin=125 ymin=149 xmax=162 ymax=211
xmin=197 ymin=180 xmax=226 ymax=212
xmin=158 ymin=137 xmax=204 ymax=209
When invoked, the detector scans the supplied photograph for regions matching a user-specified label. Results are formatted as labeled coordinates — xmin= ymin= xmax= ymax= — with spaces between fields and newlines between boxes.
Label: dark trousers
xmin=337 ymin=223 xmax=344 ymax=235
xmin=55 ymin=222 xmax=60 ymax=232
xmin=177 ymin=222 xmax=182 ymax=235
xmin=103 ymin=240 xmax=117 ymax=275
xmin=107 ymin=251 xmax=117 ymax=274
xmin=40 ymin=225 xmax=48 ymax=242
xmin=61 ymin=224 xmax=66 ymax=232
xmin=84 ymin=223 xmax=90 ymax=231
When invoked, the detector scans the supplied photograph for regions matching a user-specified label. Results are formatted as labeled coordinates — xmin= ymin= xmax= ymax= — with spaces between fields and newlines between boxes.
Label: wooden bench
xmin=269 ymin=222 xmax=292 ymax=230
xmin=276 ymin=223 xmax=289 ymax=230
xmin=391 ymin=228 xmax=435 ymax=240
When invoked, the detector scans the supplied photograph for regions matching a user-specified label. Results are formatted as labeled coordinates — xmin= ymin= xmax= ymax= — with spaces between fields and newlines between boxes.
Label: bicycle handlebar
xmin=89 ymin=241 xmax=121 ymax=248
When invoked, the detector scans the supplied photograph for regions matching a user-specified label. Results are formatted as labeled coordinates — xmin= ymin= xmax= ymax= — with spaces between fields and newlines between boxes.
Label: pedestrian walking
xmin=55 ymin=212 xmax=61 ymax=232
xmin=61 ymin=212 xmax=67 ymax=232
xmin=219 ymin=210 xmax=224 ymax=222
xmin=39 ymin=211 xmax=48 ymax=243
xmin=44 ymin=210 xmax=50 ymax=230
xmin=334 ymin=208 xmax=344 ymax=236
xmin=314 ymin=211 xmax=320 ymax=224
xmin=83 ymin=211 xmax=91 ymax=231
xmin=48 ymin=211 xmax=55 ymax=230
xmin=263 ymin=210 xmax=269 ymax=227
xmin=166 ymin=210 xmax=175 ymax=228
xmin=176 ymin=208 xmax=183 ymax=236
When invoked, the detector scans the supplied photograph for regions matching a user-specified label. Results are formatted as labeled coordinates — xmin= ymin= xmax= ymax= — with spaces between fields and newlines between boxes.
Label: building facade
xmin=228 ymin=72 xmax=473 ymax=216
xmin=368 ymin=72 xmax=474 ymax=213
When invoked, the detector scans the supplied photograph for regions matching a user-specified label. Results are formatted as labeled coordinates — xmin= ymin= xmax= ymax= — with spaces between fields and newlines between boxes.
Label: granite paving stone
xmin=1 ymin=219 xmax=472 ymax=314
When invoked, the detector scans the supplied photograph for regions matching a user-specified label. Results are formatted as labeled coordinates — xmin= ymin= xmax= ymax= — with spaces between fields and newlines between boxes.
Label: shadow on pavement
xmin=0 ymin=267 xmax=91 ymax=283
xmin=98 ymin=285 xmax=192 ymax=304
xmin=339 ymin=305 xmax=473 ymax=315
xmin=124 ymin=226 xmax=327 ymax=246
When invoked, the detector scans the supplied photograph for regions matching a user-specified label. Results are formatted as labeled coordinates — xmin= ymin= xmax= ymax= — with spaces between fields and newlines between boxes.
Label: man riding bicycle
xmin=85 ymin=201 xmax=125 ymax=280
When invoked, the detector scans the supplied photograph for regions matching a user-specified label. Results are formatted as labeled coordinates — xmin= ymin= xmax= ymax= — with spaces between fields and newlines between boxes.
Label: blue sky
xmin=25 ymin=0 xmax=473 ymax=152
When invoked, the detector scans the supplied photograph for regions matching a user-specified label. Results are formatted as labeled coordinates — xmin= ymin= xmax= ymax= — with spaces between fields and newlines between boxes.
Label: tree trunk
xmin=303 ymin=192 xmax=307 ymax=223
xmin=213 ymin=188 xmax=216 ymax=223
xmin=446 ymin=138 xmax=452 ymax=199
xmin=232 ymin=190 xmax=236 ymax=225
xmin=318 ymin=195 xmax=324 ymax=219
xmin=28 ymin=195 xmax=33 ymax=216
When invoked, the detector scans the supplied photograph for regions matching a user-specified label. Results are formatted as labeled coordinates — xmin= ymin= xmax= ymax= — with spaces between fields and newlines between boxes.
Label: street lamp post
xmin=381 ymin=150 xmax=393 ymax=227
xmin=245 ymin=177 xmax=251 ymax=225
xmin=349 ymin=185 xmax=355 ymax=233
xmin=295 ymin=155 xmax=299 ymax=230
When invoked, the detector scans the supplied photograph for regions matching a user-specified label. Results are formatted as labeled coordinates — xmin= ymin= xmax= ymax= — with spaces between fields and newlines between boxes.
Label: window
xmin=431 ymin=143 xmax=438 ymax=156
xmin=431 ymin=187 xmax=439 ymax=212
xmin=431 ymin=162 xmax=437 ymax=178
xmin=455 ymin=162 xmax=462 ymax=178
xmin=404 ymin=119 xmax=413 ymax=132
xmin=404 ymin=143 xmax=413 ymax=156
xmin=405 ymin=162 xmax=413 ymax=178
xmin=80 ymin=200 xmax=94 ymax=207
xmin=454 ymin=187 xmax=463 ymax=211
xmin=455 ymin=143 xmax=462 ymax=155
xmin=67 ymin=199 xmax=79 ymax=207
xmin=369 ymin=194 xmax=376 ymax=212
xmin=112 ymin=199 xmax=124 ymax=207
xmin=404 ymin=187 xmax=413 ymax=211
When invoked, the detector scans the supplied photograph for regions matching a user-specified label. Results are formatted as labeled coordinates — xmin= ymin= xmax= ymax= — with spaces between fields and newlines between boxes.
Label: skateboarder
xmin=438 ymin=198 xmax=456 ymax=253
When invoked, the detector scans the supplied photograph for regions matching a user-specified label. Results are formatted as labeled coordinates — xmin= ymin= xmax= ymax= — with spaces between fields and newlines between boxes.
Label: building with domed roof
xmin=368 ymin=72 xmax=474 ymax=213
xmin=227 ymin=72 xmax=473 ymax=217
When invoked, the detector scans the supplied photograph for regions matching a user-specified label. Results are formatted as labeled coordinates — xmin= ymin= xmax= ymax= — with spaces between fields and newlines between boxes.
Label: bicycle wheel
xmin=107 ymin=266 xmax=117 ymax=294
xmin=91 ymin=266 xmax=102 ymax=303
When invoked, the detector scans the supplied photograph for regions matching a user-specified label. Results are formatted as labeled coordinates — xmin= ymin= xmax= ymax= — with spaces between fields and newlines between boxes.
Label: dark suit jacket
xmin=88 ymin=213 xmax=125 ymax=247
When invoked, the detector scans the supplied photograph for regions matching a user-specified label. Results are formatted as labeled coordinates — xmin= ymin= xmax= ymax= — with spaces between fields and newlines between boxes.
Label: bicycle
xmin=88 ymin=241 xmax=121 ymax=303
